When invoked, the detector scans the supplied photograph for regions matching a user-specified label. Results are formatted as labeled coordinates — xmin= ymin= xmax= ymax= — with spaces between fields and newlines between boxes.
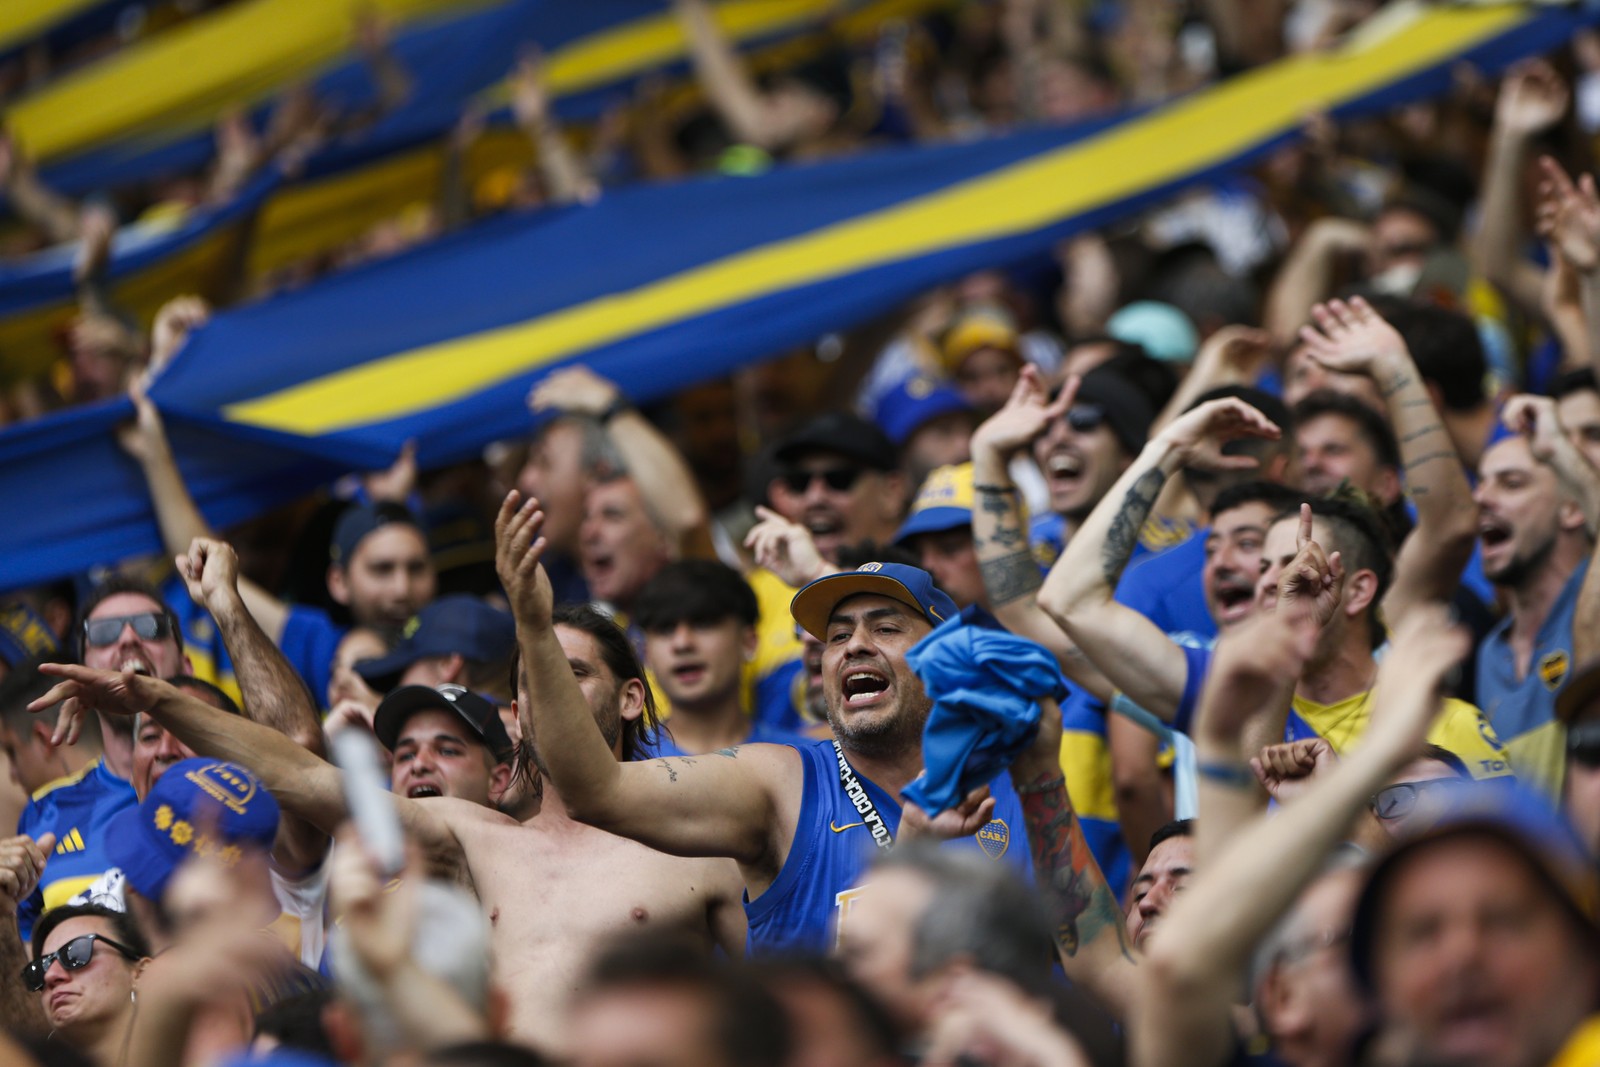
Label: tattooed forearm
xmin=1379 ymin=371 xmax=1415 ymax=398
xmin=977 ymin=486 xmax=1026 ymax=549
xmin=1404 ymin=450 xmax=1459 ymax=471
xmin=716 ymin=747 xmax=740 ymax=759
xmin=981 ymin=549 xmax=1044 ymax=606
xmin=1019 ymin=778 xmax=1134 ymax=963
xmin=655 ymin=759 xmax=679 ymax=783
xmin=1102 ymin=468 xmax=1167 ymax=585
xmin=1400 ymin=424 xmax=1445 ymax=443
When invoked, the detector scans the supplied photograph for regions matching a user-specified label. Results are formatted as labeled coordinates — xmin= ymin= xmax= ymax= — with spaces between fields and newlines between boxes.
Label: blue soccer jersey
xmin=745 ymin=738 xmax=1034 ymax=955
xmin=17 ymin=759 xmax=136 ymax=941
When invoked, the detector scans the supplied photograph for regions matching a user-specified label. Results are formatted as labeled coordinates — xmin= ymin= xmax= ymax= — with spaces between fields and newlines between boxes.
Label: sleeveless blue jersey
xmin=745 ymin=738 xmax=1035 ymax=955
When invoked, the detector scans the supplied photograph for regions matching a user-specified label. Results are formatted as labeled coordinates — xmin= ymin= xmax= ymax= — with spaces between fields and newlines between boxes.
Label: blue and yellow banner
xmin=0 ymin=0 xmax=1589 ymax=590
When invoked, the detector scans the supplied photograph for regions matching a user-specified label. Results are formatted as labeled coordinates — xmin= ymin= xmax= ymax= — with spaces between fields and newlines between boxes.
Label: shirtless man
xmin=30 ymin=626 xmax=746 ymax=1053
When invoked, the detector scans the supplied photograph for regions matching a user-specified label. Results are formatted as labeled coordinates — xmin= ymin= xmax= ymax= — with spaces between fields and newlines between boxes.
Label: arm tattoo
xmin=977 ymin=486 xmax=1026 ymax=549
xmin=1404 ymin=450 xmax=1459 ymax=472
xmin=655 ymin=759 xmax=679 ymax=783
xmin=981 ymin=549 xmax=1044 ymax=606
xmin=1379 ymin=372 xmax=1415 ymax=398
xmin=1019 ymin=776 xmax=1134 ymax=962
xmin=1401 ymin=424 xmax=1444 ymax=444
xmin=717 ymin=747 xmax=740 ymax=759
xmin=1102 ymin=468 xmax=1167 ymax=585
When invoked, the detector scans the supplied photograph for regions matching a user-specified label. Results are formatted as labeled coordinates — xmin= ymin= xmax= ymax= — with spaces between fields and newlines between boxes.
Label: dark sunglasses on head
xmin=1568 ymin=722 xmax=1600 ymax=768
xmin=22 ymin=933 xmax=141 ymax=991
xmin=1369 ymin=777 xmax=1468 ymax=821
xmin=780 ymin=467 xmax=863 ymax=494
xmin=83 ymin=612 xmax=172 ymax=648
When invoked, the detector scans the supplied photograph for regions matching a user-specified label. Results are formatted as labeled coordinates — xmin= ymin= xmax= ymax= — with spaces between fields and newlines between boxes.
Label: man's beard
xmin=527 ymin=686 xmax=624 ymax=779
xmin=825 ymin=690 xmax=931 ymax=761
xmin=1488 ymin=531 xmax=1556 ymax=590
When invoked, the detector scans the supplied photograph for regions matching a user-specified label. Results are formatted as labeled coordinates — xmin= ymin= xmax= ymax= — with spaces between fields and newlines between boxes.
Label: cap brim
xmin=893 ymin=506 xmax=973 ymax=546
xmin=372 ymin=686 xmax=467 ymax=753
xmin=791 ymin=573 xmax=939 ymax=641
xmin=354 ymin=648 xmax=421 ymax=694
xmin=103 ymin=805 xmax=171 ymax=902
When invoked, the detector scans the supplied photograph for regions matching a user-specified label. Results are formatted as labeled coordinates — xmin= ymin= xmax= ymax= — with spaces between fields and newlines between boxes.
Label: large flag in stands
xmin=0 ymin=0 xmax=1590 ymax=589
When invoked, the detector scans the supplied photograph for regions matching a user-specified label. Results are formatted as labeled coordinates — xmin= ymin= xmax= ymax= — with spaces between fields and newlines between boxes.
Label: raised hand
xmin=1190 ymin=325 xmax=1273 ymax=379
xmin=72 ymin=203 xmax=115 ymax=285
xmin=528 ymin=366 xmax=621 ymax=419
xmin=510 ymin=50 xmax=552 ymax=131
xmin=1535 ymin=156 xmax=1600 ymax=274
xmin=115 ymin=377 xmax=169 ymax=466
xmin=1298 ymin=297 xmax=1408 ymax=377
xmin=743 ymin=506 xmax=827 ymax=588
xmin=1501 ymin=393 xmax=1569 ymax=465
xmin=1251 ymin=738 xmax=1338 ymax=806
xmin=176 ymin=537 xmax=241 ymax=611
xmin=971 ymin=366 xmax=1077 ymax=461
xmin=328 ymin=823 xmax=418 ymax=981
xmin=31 ymin=664 xmax=165 ymax=746
xmin=494 ymin=491 xmax=553 ymax=628
xmin=1156 ymin=396 xmax=1280 ymax=473
xmin=1494 ymin=59 xmax=1569 ymax=138
xmin=363 ymin=440 xmax=418 ymax=504
xmin=900 ymin=784 xmax=997 ymax=840
xmin=1278 ymin=504 xmax=1345 ymax=627
xmin=148 ymin=295 xmax=211 ymax=381
xmin=0 ymin=833 xmax=55 ymax=916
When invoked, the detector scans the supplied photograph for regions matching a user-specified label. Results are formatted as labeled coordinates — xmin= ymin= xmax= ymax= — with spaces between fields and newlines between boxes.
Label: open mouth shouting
xmin=840 ymin=668 xmax=890 ymax=709
xmin=670 ymin=660 xmax=708 ymax=688
xmin=1208 ymin=577 xmax=1257 ymax=626
xmin=118 ymin=654 xmax=154 ymax=676
xmin=404 ymin=779 xmax=445 ymax=800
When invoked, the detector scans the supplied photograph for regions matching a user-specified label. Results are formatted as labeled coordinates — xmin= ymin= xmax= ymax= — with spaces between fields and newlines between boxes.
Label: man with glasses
xmin=765 ymin=412 xmax=908 ymax=568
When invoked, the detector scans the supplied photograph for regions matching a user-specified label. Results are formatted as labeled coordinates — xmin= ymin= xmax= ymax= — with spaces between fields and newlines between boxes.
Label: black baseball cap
xmin=773 ymin=412 xmax=898 ymax=471
xmin=372 ymin=684 xmax=514 ymax=764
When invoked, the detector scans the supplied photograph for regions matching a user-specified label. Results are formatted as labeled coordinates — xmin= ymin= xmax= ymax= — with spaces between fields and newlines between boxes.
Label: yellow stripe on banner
xmin=225 ymin=2 xmax=1533 ymax=437
xmin=7 ymin=0 xmax=495 ymax=164
xmin=0 ymin=0 xmax=108 ymax=53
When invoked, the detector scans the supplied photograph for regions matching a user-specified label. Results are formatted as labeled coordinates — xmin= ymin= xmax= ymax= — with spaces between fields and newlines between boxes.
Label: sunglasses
xmin=1369 ymin=778 xmax=1468 ymax=821
xmin=1065 ymin=404 xmax=1106 ymax=433
xmin=83 ymin=612 xmax=172 ymax=648
xmin=780 ymin=467 xmax=863 ymax=494
xmin=1568 ymin=723 xmax=1600 ymax=768
xmin=23 ymin=934 xmax=141 ymax=991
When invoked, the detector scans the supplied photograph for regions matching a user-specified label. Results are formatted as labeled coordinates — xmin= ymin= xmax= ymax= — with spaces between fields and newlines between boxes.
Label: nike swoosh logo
xmin=829 ymin=820 xmax=865 ymax=833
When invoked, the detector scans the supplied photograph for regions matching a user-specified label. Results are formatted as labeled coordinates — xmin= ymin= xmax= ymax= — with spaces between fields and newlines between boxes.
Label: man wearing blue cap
xmin=499 ymin=492 xmax=1034 ymax=955
xmin=354 ymin=595 xmax=517 ymax=703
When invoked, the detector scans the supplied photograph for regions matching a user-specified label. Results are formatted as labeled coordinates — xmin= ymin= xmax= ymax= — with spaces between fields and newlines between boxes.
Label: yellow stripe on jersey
xmin=1505 ymin=719 xmax=1565 ymax=800
xmin=1293 ymin=693 xmax=1514 ymax=781
xmin=42 ymin=874 xmax=101 ymax=913
xmin=1059 ymin=730 xmax=1119 ymax=823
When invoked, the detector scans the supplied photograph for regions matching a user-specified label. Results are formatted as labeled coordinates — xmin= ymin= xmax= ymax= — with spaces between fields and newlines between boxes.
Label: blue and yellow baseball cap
xmin=894 ymin=463 xmax=978 ymax=544
xmin=790 ymin=562 xmax=959 ymax=641
xmin=104 ymin=758 xmax=280 ymax=902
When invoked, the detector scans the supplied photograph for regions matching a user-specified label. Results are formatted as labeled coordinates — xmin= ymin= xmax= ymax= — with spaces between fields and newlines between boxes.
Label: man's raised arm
xmin=175 ymin=537 xmax=331 ymax=875
xmin=1036 ymin=397 xmax=1281 ymax=721
xmin=1297 ymin=298 xmax=1478 ymax=622
xmin=28 ymin=667 xmax=458 ymax=868
xmin=1132 ymin=606 xmax=1469 ymax=1067
xmin=497 ymin=492 xmax=790 ymax=871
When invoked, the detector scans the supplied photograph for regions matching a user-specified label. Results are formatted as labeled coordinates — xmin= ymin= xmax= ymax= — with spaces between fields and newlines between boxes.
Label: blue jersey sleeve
xmin=279 ymin=606 xmax=346 ymax=707
xmin=1173 ymin=644 xmax=1213 ymax=736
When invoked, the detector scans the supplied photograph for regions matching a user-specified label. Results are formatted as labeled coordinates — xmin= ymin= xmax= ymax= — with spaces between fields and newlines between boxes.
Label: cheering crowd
xmin=3 ymin=2 xmax=1600 ymax=1066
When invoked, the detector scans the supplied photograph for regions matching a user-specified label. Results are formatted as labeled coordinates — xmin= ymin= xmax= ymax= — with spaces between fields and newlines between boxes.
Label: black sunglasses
xmin=1065 ymin=404 xmax=1106 ymax=433
xmin=1369 ymin=778 xmax=1467 ymax=821
xmin=1568 ymin=723 xmax=1600 ymax=768
xmin=83 ymin=612 xmax=172 ymax=648
xmin=780 ymin=467 xmax=863 ymax=494
xmin=23 ymin=934 xmax=141 ymax=991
